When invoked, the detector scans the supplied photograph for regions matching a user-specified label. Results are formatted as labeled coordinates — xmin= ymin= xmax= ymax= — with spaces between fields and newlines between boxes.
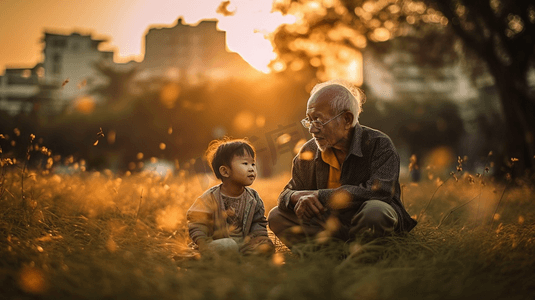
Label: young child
xmin=187 ymin=138 xmax=274 ymax=256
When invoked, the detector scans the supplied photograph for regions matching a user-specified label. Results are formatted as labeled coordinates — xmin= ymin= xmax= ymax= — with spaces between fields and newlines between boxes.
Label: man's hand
xmin=291 ymin=191 xmax=325 ymax=221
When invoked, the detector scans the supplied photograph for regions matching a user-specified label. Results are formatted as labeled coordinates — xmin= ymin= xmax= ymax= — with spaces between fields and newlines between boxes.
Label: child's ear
xmin=219 ymin=165 xmax=230 ymax=178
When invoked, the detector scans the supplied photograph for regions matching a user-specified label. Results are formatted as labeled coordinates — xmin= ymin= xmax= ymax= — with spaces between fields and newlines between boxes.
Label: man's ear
xmin=219 ymin=165 xmax=230 ymax=178
xmin=344 ymin=112 xmax=355 ymax=129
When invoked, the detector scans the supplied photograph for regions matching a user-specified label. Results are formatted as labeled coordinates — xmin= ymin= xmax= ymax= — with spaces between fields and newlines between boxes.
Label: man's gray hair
xmin=310 ymin=79 xmax=366 ymax=126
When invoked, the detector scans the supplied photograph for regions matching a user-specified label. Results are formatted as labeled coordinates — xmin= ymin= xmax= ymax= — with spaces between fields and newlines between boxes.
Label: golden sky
xmin=0 ymin=0 xmax=295 ymax=73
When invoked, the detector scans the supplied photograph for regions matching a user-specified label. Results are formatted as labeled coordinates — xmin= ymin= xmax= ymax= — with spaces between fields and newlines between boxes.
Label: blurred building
xmin=138 ymin=18 xmax=258 ymax=82
xmin=0 ymin=19 xmax=259 ymax=116
xmin=41 ymin=32 xmax=115 ymax=113
xmin=0 ymin=33 xmax=114 ymax=116
xmin=0 ymin=64 xmax=42 ymax=115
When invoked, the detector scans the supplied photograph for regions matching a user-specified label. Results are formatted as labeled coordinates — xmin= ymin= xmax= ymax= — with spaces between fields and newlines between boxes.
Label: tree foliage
xmin=262 ymin=0 xmax=535 ymax=173
xmin=269 ymin=0 xmax=452 ymax=80
xmin=91 ymin=61 xmax=138 ymax=107
xmin=428 ymin=0 xmax=535 ymax=173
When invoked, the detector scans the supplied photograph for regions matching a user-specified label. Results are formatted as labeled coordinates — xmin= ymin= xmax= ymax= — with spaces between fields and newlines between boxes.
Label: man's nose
xmin=309 ymin=125 xmax=320 ymax=134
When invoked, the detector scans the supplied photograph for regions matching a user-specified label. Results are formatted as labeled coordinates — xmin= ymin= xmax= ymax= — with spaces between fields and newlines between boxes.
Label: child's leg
xmin=205 ymin=238 xmax=239 ymax=253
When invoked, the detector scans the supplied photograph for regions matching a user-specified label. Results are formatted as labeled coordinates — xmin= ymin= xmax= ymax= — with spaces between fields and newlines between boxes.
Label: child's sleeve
xmin=248 ymin=192 xmax=271 ymax=238
xmin=240 ymin=191 xmax=275 ymax=255
xmin=186 ymin=197 xmax=215 ymax=245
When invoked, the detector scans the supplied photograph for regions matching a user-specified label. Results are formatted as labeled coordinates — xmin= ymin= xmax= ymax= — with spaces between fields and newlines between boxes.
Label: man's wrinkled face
xmin=305 ymin=94 xmax=348 ymax=152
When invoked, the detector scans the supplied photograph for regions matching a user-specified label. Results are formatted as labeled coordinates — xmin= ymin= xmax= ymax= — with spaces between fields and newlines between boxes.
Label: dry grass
xmin=1 ymin=162 xmax=535 ymax=299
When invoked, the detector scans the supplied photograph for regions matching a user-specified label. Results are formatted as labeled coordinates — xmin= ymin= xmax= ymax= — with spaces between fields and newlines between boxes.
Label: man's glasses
xmin=301 ymin=111 xmax=346 ymax=130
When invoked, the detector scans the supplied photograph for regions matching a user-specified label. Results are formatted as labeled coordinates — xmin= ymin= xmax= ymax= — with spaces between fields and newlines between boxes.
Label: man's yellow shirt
xmin=321 ymin=148 xmax=342 ymax=189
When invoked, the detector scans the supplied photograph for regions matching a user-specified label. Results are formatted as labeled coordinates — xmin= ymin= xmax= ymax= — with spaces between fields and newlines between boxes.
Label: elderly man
xmin=268 ymin=80 xmax=417 ymax=248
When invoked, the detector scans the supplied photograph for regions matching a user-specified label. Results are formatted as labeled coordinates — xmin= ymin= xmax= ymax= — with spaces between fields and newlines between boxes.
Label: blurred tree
xmin=224 ymin=0 xmax=534 ymax=173
xmin=360 ymin=95 xmax=465 ymax=170
xmin=90 ymin=61 xmax=138 ymax=110
xmin=266 ymin=0 xmax=453 ymax=81
xmin=427 ymin=0 xmax=535 ymax=174
xmin=393 ymin=98 xmax=464 ymax=159
xmin=35 ymin=74 xmax=312 ymax=172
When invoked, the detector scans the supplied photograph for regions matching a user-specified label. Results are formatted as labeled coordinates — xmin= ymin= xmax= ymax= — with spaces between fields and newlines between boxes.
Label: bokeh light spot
xmin=256 ymin=115 xmax=266 ymax=128
xmin=233 ymin=111 xmax=255 ymax=132
xmin=21 ymin=69 xmax=31 ymax=78
xmin=106 ymin=237 xmax=117 ymax=253
xmin=272 ymin=61 xmax=286 ymax=72
xmin=277 ymin=133 xmax=291 ymax=145
xmin=290 ymin=225 xmax=303 ymax=234
xmin=293 ymin=139 xmax=307 ymax=154
xmin=373 ymin=27 xmax=391 ymax=42
xmin=328 ymin=190 xmax=351 ymax=209
xmin=160 ymin=83 xmax=181 ymax=108
xmin=19 ymin=267 xmax=46 ymax=294
xmin=75 ymin=96 xmax=96 ymax=114
xmin=363 ymin=1 xmax=375 ymax=12
xmin=426 ymin=146 xmax=454 ymax=171
xmin=325 ymin=217 xmax=341 ymax=232
xmin=107 ymin=130 xmax=116 ymax=144
xmin=272 ymin=253 xmax=285 ymax=265
xmin=299 ymin=151 xmax=314 ymax=161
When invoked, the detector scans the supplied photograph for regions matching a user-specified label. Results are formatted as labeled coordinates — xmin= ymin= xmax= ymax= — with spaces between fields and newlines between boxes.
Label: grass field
xmin=1 ymin=161 xmax=535 ymax=299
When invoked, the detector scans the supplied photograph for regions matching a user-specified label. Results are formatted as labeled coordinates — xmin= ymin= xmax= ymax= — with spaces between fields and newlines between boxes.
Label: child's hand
xmin=196 ymin=238 xmax=210 ymax=251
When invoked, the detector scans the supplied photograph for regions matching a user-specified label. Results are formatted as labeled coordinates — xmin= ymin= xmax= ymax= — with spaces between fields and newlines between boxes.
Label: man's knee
xmin=350 ymin=200 xmax=398 ymax=238
xmin=267 ymin=206 xmax=287 ymax=235
xmin=358 ymin=201 xmax=397 ymax=226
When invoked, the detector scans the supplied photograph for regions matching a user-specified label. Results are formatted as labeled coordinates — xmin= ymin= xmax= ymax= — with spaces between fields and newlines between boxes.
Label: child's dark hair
xmin=206 ymin=138 xmax=256 ymax=180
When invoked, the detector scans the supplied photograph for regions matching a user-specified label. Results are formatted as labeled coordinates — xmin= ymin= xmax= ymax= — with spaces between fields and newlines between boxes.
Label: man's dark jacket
xmin=277 ymin=123 xmax=417 ymax=233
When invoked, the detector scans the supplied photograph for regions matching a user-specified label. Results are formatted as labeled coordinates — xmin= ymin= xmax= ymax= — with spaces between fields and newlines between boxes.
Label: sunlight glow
xmin=215 ymin=1 xmax=297 ymax=73
xmin=116 ymin=0 xmax=296 ymax=73
xmin=0 ymin=0 xmax=298 ymax=74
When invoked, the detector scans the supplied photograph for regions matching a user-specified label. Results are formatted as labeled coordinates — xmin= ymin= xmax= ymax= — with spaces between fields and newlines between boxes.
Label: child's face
xmin=226 ymin=152 xmax=257 ymax=186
